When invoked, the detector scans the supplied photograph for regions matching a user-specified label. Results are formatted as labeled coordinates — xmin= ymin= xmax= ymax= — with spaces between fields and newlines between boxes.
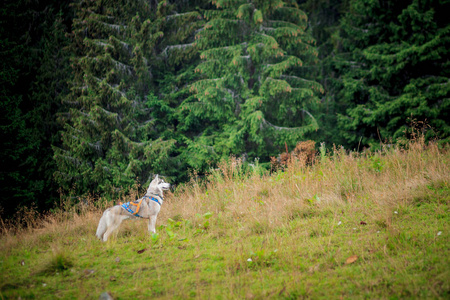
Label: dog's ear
xmin=154 ymin=174 xmax=159 ymax=180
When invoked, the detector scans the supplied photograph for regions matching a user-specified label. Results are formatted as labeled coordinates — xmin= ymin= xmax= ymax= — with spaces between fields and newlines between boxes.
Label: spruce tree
xmin=54 ymin=0 xmax=176 ymax=199
xmin=334 ymin=0 xmax=450 ymax=147
xmin=0 ymin=0 xmax=72 ymax=216
xmin=178 ymin=0 xmax=323 ymax=170
xmin=146 ymin=1 xmax=206 ymax=180
xmin=298 ymin=0 xmax=349 ymax=146
xmin=30 ymin=11 xmax=72 ymax=209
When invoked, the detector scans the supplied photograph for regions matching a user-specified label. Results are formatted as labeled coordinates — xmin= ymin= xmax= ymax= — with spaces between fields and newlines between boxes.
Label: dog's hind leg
xmin=102 ymin=215 xmax=125 ymax=242
xmin=96 ymin=211 xmax=109 ymax=240
xmin=148 ymin=215 xmax=157 ymax=234
xmin=96 ymin=217 xmax=105 ymax=240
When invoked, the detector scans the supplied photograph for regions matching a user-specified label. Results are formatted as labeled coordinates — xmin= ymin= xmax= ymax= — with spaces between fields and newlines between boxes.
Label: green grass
xmin=1 ymin=141 xmax=449 ymax=299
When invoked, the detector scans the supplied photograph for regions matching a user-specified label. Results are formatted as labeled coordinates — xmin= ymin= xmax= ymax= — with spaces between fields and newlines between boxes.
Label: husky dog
xmin=96 ymin=175 xmax=170 ymax=241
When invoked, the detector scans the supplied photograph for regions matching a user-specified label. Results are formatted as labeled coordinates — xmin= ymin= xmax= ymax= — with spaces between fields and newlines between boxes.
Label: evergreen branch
xmin=196 ymin=77 xmax=224 ymax=83
xmin=290 ymin=88 xmax=315 ymax=96
xmin=110 ymin=58 xmax=133 ymax=76
xmin=199 ymin=43 xmax=248 ymax=59
xmin=92 ymin=39 xmax=134 ymax=60
xmin=162 ymin=42 xmax=197 ymax=57
xmin=117 ymin=40 xmax=132 ymax=52
xmin=93 ymin=77 xmax=127 ymax=97
xmin=194 ymin=27 xmax=204 ymax=37
xmin=87 ymin=12 xmax=114 ymax=21
xmin=223 ymin=88 xmax=238 ymax=99
xmin=208 ymin=18 xmax=245 ymax=24
xmin=86 ymin=56 xmax=133 ymax=76
xmin=262 ymin=109 xmax=316 ymax=131
xmin=63 ymin=125 xmax=82 ymax=134
xmin=260 ymin=25 xmax=303 ymax=39
xmin=107 ymin=37 xmax=132 ymax=54
xmin=281 ymin=75 xmax=319 ymax=89
xmin=62 ymin=100 xmax=80 ymax=106
xmin=260 ymin=26 xmax=275 ymax=32
xmin=204 ymin=42 xmax=248 ymax=52
xmin=74 ymin=85 xmax=88 ymax=91
xmin=87 ymin=141 xmax=103 ymax=155
xmin=262 ymin=118 xmax=300 ymax=131
xmin=93 ymin=41 xmax=111 ymax=48
xmin=266 ymin=20 xmax=298 ymax=27
xmin=166 ymin=12 xmax=201 ymax=21
xmin=253 ymin=33 xmax=279 ymax=48
xmin=190 ymin=77 xmax=226 ymax=93
xmin=54 ymin=171 xmax=77 ymax=181
xmin=95 ymin=106 xmax=119 ymax=118
xmin=301 ymin=109 xmax=315 ymax=120
xmin=124 ymin=161 xmax=133 ymax=174
xmin=258 ymin=33 xmax=277 ymax=40
xmin=58 ymin=112 xmax=72 ymax=119
xmin=274 ymin=7 xmax=308 ymax=23
xmin=98 ymin=22 xmax=127 ymax=32
xmin=280 ymin=75 xmax=316 ymax=84
xmin=79 ymin=112 xmax=98 ymax=126
xmin=136 ymin=119 xmax=154 ymax=129
xmin=204 ymin=145 xmax=216 ymax=154
xmin=436 ymin=79 xmax=450 ymax=87
xmin=281 ymin=76 xmax=324 ymax=93
xmin=60 ymin=154 xmax=83 ymax=167
xmin=349 ymin=25 xmax=368 ymax=33
xmin=225 ymin=42 xmax=249 ymax=49
xmin=114 ymin=129 xmax=151 ymax=148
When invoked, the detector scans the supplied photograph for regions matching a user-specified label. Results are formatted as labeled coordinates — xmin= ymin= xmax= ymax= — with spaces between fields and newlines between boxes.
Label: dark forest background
xmin=1 ymin=0 xmax=449 ymax=217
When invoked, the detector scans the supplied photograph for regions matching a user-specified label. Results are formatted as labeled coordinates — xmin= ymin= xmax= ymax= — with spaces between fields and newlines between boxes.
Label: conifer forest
xmin=1 ymin=0 xmax=449 ymax=217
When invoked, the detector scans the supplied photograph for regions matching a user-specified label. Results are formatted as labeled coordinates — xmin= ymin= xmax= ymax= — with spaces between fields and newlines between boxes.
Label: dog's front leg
xmin=148 ymin=215 xmax=157 ymax=233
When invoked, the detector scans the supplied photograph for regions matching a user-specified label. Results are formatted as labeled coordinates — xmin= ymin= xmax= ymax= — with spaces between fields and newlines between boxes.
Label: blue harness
xmin=120 ymin=195 xmax=162 ymax=218
xmin=146 ymin=195 xmax=162 ymax=206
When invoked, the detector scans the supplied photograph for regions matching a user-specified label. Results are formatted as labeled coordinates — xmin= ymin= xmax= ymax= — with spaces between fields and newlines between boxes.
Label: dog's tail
xmin=96 ymin=211 xmax=108 ymax=240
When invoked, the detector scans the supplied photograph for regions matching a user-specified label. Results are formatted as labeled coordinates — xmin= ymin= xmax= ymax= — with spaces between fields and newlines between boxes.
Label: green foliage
xmin=177 ymin=0 xmax=323 ymax=172
xmin=54 ymin=0 xmax=179 ymax=199
xmin=2 ymin=0 xmax=450 ymax=217
xmin=0 ymin=0 xmax=72 ymax=216
xmin=333 ymin=0 xmax=450 ymax=148
xmin=298 ymin=0 xmax=350 ymax=146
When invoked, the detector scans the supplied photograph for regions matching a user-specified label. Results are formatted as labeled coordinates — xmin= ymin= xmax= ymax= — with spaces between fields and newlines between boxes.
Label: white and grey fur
xmin=95 ymin=175 xmax=170 ymax=241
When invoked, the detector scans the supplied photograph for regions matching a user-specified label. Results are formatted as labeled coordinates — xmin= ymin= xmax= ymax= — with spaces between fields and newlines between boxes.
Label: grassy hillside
xmin=1 ymin=138 xmax=449 ymax=299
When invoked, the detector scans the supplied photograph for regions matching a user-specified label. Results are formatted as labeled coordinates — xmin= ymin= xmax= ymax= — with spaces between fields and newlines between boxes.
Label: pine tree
xmin=29 ymin=11 xmax=72 ymax=209
xmin=0 ymin=0 xmax=72 ymax=216
xmin=54 ymin=0 xmax=177 ymax=199
xmin=298 ymin=0 xmax=349 ymax=146
xmin=0 ymin=26 xmax=34 ymax=214
xmin=145 ymin=0 xmax=206 ymax=181
xmin=177 ymin=0 xmax=323 ymax=170
xmin=335 ymin=0 xmax=450 ymax=147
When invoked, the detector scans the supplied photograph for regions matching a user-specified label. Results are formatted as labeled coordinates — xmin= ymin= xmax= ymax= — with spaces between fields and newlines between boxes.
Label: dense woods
xmin=1 ymin=0 xmax=449 ymax=217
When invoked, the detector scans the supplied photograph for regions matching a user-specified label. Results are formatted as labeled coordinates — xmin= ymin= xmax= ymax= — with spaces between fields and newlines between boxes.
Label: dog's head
xmin=147 ymin=174 xmax=171 ymax=196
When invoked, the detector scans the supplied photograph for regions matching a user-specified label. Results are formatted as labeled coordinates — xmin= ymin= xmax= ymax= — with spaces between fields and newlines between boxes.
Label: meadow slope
xmin=1 ymin=139 xmax=449 ymax=299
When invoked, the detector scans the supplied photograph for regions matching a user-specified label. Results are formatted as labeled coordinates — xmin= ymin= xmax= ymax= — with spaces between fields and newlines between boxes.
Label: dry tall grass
xmin=1 ymin=137 xmax=448 ymax=254
xmin=167 ymin=138 xmax=448 ymax=231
